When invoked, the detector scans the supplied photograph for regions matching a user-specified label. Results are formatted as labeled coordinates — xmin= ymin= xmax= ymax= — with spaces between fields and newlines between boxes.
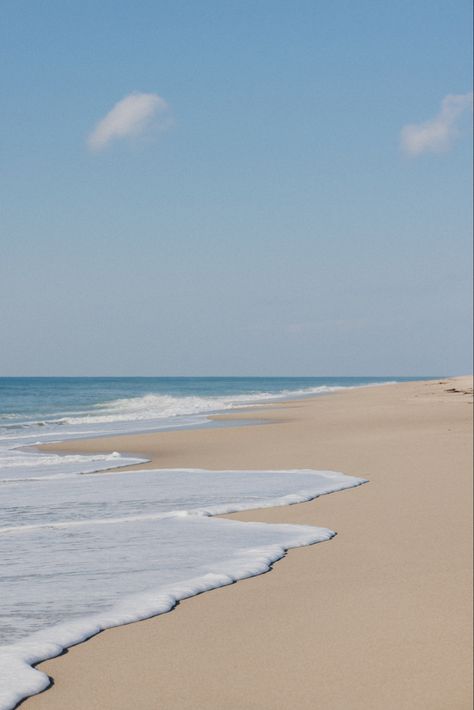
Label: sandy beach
xmin=23 ymin=377 xmax=473 ymax=710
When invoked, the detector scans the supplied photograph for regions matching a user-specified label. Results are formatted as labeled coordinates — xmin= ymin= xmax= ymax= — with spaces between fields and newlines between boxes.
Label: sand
xmin=23 ymin=377 xmax=473 ymax=710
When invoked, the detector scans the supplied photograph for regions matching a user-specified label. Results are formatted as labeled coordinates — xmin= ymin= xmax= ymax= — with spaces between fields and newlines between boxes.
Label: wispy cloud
xmin=400 ymin=92 xmax=473 ymax=156
xmin=87 ymin=92 xmax=171 ymax=151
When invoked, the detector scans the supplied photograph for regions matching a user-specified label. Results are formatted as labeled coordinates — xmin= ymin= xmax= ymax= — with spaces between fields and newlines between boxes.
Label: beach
xmin=23 ymin=377 xmax=473 ymax=710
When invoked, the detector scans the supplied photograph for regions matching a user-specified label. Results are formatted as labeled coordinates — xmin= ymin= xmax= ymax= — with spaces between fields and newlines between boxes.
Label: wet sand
xmin=24 ymin=377 xmax=473 ymax=710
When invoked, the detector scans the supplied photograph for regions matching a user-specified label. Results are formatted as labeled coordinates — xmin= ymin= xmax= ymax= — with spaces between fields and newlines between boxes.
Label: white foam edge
xmin=0 ymin=469 xmax=367 ymax=709
xmin=0 ymin=469 xmax=367 ymax=534
xmin=0 ymin=520 xmax=333 ymax=709
xmin=0 ymin=452 xmax=149 ymax=484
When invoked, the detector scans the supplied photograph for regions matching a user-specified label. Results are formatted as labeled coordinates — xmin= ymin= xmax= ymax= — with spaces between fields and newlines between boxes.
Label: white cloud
xmin=400 ymin=92 xmax=473 ymax=156
xmin=87 ymin=92 xmax=171 ymax=151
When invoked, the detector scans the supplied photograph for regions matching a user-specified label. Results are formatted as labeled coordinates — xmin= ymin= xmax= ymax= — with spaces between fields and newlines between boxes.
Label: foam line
xmin=0 ymin=468 xmax=366 ymax=709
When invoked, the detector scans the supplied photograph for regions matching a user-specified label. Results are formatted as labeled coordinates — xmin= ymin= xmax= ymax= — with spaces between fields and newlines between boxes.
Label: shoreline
xmin=23 ymin=377 xmax=473 ymax=709
xmin=28 ymin=379 xmax=403 ymax=462
xmin=34 ymin=379 xmax=419 ymax=467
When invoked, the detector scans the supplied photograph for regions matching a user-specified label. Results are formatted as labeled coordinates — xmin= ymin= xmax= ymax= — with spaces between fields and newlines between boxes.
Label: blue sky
xmin=1 ymin=0 xmax=472 ymax=375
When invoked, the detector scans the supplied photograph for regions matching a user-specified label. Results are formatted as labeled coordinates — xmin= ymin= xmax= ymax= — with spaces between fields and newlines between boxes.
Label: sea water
xmin=0 ymin=377 xmax=419 ymax=708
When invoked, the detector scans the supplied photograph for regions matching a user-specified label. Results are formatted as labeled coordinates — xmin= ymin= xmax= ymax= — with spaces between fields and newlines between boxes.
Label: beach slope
xmin=25 ymin=377 xmax=473 ymax=710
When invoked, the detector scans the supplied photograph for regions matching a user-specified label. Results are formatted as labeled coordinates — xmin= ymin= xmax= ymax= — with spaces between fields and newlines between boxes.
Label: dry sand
xmin=24 ymin=377 xmax=473 ymax=710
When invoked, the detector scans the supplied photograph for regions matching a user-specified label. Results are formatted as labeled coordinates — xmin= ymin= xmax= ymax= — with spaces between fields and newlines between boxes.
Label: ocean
xmin=0 ymin=376 xmax=422 ymax=708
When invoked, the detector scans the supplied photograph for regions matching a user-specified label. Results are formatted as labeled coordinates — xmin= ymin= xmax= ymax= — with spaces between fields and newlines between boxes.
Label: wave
xmin=0 ymin=467 xmax=365 ymax=534
xmin=0 ymin=468 xmax=366 ymax=710
xmin=0 ymin=452 xmax=147 ymax=484
xmin=46 ymin=383 xmax=394 ymax=426
xmin=0 ymin=381 xmax=395 ymax=483
xmin=0 ymin=520 xmax=333 ymax=710
xmin=0 ymin=382 xmax=398 ymax=439
xmin=0 ymin=451 xmax=127 ymax=469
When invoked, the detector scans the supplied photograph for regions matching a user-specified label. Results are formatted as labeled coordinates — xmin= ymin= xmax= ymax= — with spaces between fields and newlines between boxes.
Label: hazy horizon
xmin=0 ymin=374 xmax=451 ymax=380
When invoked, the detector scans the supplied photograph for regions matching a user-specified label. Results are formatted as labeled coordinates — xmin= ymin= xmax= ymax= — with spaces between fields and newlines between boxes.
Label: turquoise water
xmin=0 ymin=376 xmax=426 ymax=427
xmin=0 ymin=376 xmax=434 ymax=482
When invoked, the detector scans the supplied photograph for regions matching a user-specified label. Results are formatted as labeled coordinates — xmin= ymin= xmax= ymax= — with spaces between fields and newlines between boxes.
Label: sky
xmin=1 ymin=0 xmax=472 ymax=376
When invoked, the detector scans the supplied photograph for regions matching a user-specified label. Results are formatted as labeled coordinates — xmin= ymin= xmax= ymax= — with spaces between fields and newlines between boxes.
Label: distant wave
xmin=43 ymin=382 xmax=396 ymax=427
xmin=0 ymin=380 xmax=397 ymax=485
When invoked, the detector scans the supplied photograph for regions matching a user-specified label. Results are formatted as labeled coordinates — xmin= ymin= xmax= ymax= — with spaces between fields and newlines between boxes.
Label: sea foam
xmin=0 ymin=378 xmax=387 ymax=707
xmin=0 ymin=467 xmax=366 ymax=709
xmin=0 ymin=379 xmax=396 ymax=485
